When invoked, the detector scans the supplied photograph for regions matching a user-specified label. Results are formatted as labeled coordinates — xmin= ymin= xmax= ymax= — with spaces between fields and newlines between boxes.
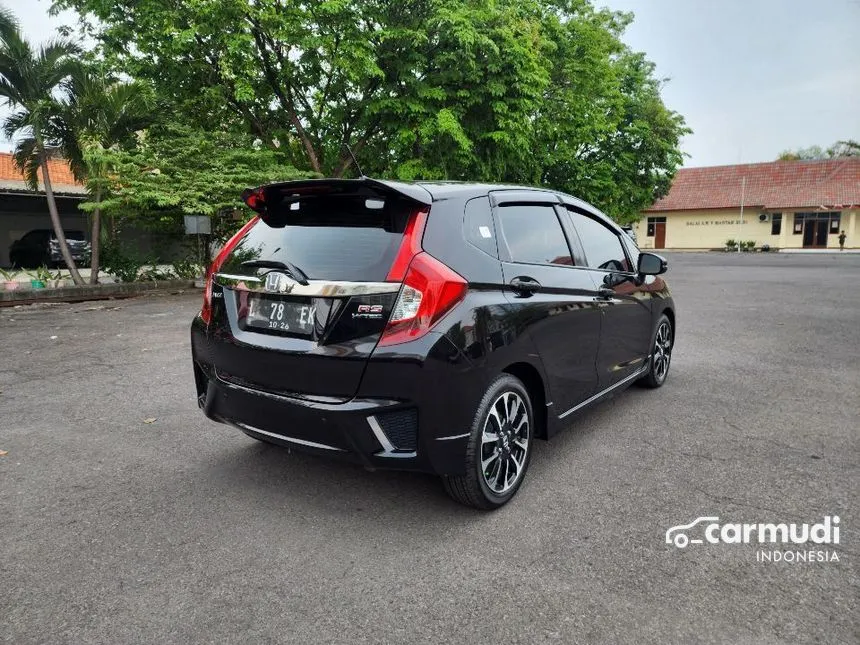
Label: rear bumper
xmin=191 ymin=321 xmax=487 ymax=475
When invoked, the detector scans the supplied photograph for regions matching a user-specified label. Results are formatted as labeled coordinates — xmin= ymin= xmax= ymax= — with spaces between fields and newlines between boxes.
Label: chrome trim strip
xmin=233 ymin=422 xmax=345 ymax=452
xmin=215 ymin=273 xmax=401 ymax=297
xmin=216 ymin=372 xmax=306 ymax=404
xmin=558 ymin=364 xmax=649 ymax=420
xmin=367 ymin=416 xmax=396 ymax=452
xmin=435 ymin=432 xmax=470 ymax=441
xmin=367 ymin=416 xmax=417 ymax=458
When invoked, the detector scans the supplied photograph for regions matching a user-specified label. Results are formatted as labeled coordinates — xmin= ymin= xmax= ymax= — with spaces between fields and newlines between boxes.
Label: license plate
xmin=244 ymin=295 xmax=317 ymax=335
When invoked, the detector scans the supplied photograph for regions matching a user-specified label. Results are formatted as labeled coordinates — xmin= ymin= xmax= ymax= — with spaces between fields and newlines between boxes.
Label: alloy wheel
xmin=653 ymin=320 xmax=673 ymax=382
xmin=480 ymin=391 xmax=530 ymax=494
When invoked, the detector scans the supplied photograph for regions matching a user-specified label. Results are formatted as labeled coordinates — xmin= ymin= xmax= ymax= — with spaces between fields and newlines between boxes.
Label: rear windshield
xmin=220 ymin=195 xmax=414 ymax=281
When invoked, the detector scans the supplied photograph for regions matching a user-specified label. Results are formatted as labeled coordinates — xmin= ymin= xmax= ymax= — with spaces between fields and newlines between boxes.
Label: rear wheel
xmin=639 ymin=313 xmax=673 ymax=388
xmin=442 ymin=374 xmax=533 ymax=509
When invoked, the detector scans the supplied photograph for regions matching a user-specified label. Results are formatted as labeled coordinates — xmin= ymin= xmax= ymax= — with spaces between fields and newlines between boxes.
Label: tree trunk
xmin=39 ymin=146 xmax=85 ymax=285
xmin=90 ymin=186 xmax=102 ymax=284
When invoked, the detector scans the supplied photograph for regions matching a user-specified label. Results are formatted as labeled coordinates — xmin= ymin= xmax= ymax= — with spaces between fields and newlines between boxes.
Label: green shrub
xmin=101 ymin=243 xmax=144 ymax=283
xmin=172 ymin=258 xmax=203 ymax=280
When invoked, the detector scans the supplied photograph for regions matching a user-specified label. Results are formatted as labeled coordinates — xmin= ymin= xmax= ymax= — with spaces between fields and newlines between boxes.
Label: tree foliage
xmin=0 ymin=8 xmax=85 ymax=282
xmin=93 ymin=124 xmax=311 ymax=240
xmin=52 ymin=0 xmax=688 ymax=222
xmin=778 ymin=140 xmax=860 ymax=161
xmin=51 ymin=68 xmax=155 ymax=282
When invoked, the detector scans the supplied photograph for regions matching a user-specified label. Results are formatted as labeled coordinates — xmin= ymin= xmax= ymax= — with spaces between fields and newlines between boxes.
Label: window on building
xmin=793 ymin=215 xmax=803 ymax=234
xmin=771 ymin=213 xmax=782 ymax=236
xmin=646 ymin=216 xmax=666 ymax=237
xmin=794 ymin=212 xmax=841 ymax=235
xmin=496 ymin=205 xmax=573 ymax=266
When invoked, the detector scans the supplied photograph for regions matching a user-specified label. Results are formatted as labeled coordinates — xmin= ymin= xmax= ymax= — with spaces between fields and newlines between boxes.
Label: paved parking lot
xmin=1 ymin=253 xmax=858 ymax=644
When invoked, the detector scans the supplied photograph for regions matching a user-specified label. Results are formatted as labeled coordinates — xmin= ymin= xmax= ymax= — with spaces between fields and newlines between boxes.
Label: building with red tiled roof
xmin=0 ymin=151 xmax=84 ymax=194
xmin=0 ymin=152 xmax=87 ymax=267
xmin=633 ymin=158 xmax=859 ymax=250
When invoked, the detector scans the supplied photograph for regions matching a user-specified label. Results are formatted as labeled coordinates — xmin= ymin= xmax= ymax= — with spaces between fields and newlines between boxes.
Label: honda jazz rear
xmin=191 ymin=178 xmax=676 ymax=508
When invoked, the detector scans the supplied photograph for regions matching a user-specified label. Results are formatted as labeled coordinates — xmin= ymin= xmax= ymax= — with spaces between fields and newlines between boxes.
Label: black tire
xmin=442 ymin=374 xmax=534 ymax=510
xmin=639 ymin=313 xmax=673 ymax=389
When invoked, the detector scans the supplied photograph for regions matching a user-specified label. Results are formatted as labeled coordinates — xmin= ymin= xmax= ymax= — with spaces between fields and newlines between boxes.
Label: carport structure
xmin=0 ymin=152 xmax=86 ymax=268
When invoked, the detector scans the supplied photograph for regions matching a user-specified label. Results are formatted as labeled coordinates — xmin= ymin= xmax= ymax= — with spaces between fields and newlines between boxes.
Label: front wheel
xmin=639 ymin=313 xmax=673 ymax=388
xmin=442 ymin=374 xmax=533 ymax=510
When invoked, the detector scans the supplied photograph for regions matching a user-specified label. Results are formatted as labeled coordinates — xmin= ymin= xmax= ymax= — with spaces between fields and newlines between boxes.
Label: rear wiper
xmin=240 ymin=259 xmax=310 ymax=285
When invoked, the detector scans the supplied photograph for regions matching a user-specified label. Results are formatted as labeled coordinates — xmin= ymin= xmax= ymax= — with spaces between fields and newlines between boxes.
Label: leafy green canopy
xmin=778 ymin=140 xmax=860 ymax=161
xmin=94 ymin=125 xmax=310 ymax=239
xmin=52 ymin=0 xmax=689 ymax=222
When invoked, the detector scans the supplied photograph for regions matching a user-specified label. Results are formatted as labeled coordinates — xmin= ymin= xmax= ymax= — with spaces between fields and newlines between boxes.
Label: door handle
xmin=597 ymin=288 xmax=615 ymax=300
xmin=510 ymin=276 xmax=541 ymax=297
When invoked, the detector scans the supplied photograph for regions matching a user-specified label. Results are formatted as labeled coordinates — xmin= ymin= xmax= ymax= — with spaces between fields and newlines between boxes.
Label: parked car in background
xmin=9 ymin=229 xmax=91 ymax=269
xmin=191 ymin=178 xmax=675 ymax=509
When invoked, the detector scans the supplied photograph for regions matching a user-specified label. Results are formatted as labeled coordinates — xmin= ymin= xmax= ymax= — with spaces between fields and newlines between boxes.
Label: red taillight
xmin=200 ymin=217 xmax=259 ymax=324
xmin=378 ymin=252 xmax=468 ymax=347
xmin=386 ymin=208 xmax=428 ymax=281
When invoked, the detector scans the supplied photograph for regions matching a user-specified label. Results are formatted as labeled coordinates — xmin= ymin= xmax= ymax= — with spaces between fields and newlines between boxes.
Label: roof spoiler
xmin=241 ymin=178 xmax=433 ymax=221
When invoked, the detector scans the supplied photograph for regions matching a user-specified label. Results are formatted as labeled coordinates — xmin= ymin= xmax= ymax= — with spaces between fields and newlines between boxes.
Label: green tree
xmin=52 ymin=69 xmax=154 ymax=283
xmin=93 ymin=124 xmax=312 ymax=242
xmin=0 ymin=7 xmax=84 ymax=283
xmin=54 ymin=0 xmax=689 ymax=221
xmin=778 ymin=139 xmax=860 ymax=160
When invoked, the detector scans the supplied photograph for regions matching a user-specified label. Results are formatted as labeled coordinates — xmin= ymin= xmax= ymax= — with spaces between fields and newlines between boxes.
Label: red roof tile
xmin=0 ymin=151 xmax=81 ymax=187
xmin=646 ymin=158 xmax=860 ymax=212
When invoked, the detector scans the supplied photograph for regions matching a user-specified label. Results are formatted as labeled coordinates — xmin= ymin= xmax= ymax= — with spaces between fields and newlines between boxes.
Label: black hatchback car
xmin=191 ymin=178 xmax=675 ymax=508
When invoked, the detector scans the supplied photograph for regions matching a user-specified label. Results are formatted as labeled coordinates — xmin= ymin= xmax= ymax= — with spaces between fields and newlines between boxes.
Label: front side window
xmin=496 ymin=205 xmax=573 ymax=266
xmin=569 ymin=212 xmax=631 ymax=272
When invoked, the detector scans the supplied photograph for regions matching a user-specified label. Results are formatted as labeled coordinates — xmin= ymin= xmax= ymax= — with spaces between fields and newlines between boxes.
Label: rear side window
xmin=221 ymin=195 xmax=414 ymax=281
xmin=568 ymin=211 xmax=631 ymax=272
xmin=496 ymin=205 xmax=573 ymax=266
xmin=463 ymin=197 xmax=498 ymax=258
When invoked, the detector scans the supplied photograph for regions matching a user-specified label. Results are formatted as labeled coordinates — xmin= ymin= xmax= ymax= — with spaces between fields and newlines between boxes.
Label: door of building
xmin=654 ymin=222 xmax=666 ymax=249
xmin=802 ymin=219 xmax=828 ymax=248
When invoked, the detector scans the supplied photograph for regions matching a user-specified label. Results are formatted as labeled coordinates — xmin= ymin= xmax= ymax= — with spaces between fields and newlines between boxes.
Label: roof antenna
xmin=343 ymin=144 xmax=365 ymax=179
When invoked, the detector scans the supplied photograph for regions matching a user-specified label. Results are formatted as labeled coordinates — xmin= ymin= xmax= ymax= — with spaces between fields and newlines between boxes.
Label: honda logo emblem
xmin=264 ymin=271 xmax=297 ymax=294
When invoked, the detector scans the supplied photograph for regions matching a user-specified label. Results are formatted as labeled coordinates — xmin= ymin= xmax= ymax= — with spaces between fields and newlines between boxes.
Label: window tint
xmin=621 ymin=232 xmax=640 ymax=272
xmin=569 ymin=212 xmax=631 ymax=272
xmin=463 ymin=196 xmax=498 ymax=258
xmin=496 ymin=205 xmax=572 ymax=266
xmin=220 ymin=196 xmax=413 ymax=281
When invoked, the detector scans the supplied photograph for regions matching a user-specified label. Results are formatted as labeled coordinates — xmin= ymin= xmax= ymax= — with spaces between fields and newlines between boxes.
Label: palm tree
xmin=53 ymin=69 xmax=153 ymax=283
xmin=0 ymin=8 xmax=84 ymax=284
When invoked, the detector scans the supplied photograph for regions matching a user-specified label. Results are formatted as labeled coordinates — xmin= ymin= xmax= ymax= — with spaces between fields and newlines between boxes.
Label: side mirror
xmin=638 ymin=252 xmax=667 ymax=276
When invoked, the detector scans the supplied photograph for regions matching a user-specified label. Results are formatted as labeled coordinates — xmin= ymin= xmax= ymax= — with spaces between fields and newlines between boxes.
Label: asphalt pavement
xmin=1 ymin=253 xmax=858 ymax=644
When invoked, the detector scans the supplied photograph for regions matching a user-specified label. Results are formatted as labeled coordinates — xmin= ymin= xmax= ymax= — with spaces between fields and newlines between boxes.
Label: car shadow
xmin=199 ymin=381 xmax=665 ymax=520
xmin=203 ymin=436 xmax=484 ymax=525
